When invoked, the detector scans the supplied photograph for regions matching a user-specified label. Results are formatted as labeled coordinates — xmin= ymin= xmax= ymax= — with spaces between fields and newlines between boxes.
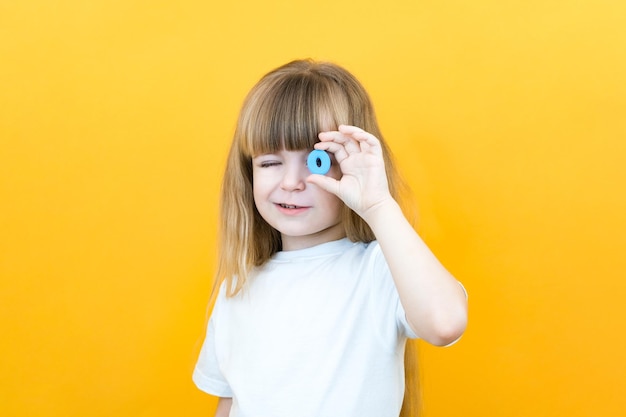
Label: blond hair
xmin=215 ymin=59 xmax=420 ymax=416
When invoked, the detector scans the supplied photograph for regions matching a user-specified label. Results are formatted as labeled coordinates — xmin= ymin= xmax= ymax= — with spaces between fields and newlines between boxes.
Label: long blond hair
xmin=215 ymin=59 xmax=420 ymax=416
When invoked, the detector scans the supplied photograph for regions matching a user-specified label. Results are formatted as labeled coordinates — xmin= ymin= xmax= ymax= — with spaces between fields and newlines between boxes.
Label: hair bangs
xmin=240 ymin=72 xmax=344 ymax=157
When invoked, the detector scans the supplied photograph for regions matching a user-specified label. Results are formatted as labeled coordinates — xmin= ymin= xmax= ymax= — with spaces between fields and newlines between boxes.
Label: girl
xmin=193 ymin=59 xmax=468 ymax=417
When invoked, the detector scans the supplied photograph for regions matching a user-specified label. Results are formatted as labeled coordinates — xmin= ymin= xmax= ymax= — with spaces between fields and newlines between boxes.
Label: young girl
xmin=193 ymin=59 xmax=468 ymax=417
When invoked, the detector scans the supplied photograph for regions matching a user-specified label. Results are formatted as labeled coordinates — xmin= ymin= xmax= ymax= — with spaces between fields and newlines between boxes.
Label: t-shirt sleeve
xmin=366 ymin=242 xmax=419 ymax=341
xmin=192 ymin=291 xmax=234 ymax=397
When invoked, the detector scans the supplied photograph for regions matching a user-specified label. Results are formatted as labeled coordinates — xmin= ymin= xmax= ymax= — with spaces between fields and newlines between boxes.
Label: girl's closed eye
xmin=259 ymin=161 xmax=281 ymax=168
xmin=253 ymin=155 xmax=282 ymax=168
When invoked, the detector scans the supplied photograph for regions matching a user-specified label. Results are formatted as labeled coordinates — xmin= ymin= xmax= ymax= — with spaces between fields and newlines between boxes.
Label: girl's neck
xmin=280 ymin=223 xmax=347 ymax=251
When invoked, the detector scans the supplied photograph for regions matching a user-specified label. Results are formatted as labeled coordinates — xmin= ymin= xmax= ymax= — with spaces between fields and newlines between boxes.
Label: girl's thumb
xmin=306 ymin=175 xmax=340 ymax=196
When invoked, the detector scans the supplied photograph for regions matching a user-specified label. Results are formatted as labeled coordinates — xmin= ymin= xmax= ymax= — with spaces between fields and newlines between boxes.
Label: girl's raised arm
xmin=362 ymin=197 xmax=467 ymax=346
xmin=309 ymin=125 xmax=468 ymax=346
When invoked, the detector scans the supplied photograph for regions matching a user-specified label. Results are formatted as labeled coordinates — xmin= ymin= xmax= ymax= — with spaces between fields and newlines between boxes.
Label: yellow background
xmin=1 ymin=1 xmax=625 ymax=416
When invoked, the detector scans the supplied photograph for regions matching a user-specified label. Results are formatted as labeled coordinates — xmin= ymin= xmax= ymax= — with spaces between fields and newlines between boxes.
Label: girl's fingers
xmin=314 ymin=141 xmax=349 ymax=163
xmin=337 ymin=124 xmax=364 ymax=134
xmin=340 ymin=125 xmax=382 ymax=151
xmin=306 ymin=173 xmax=340 ymax=196
xmin=318 ymin=131 xmax=361 ymax=155
xmin=320 ymin=125 xmax=382 ymax=155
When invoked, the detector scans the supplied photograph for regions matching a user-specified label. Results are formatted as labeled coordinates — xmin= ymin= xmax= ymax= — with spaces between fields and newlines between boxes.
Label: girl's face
xmin=252 ymin=149 xmax=346 ymax=251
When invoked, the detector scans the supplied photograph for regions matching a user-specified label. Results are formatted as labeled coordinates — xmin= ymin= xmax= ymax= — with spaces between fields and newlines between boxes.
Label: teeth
xmin=281 ymin=204 xmax=298 ymax=209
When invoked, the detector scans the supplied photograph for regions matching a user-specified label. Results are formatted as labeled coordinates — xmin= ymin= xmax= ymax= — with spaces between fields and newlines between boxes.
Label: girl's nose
xmin=280 ymin=162 xmax=307 ymax=191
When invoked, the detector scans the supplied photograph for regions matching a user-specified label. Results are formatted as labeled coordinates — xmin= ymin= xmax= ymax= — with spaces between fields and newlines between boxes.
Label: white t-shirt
xmin=193 ymin=238 xmax=418 ymax=417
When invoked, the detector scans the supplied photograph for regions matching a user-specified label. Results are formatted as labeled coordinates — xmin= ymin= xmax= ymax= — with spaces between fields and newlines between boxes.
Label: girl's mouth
xmin=275 ymin=203 xmax=309 ymax=214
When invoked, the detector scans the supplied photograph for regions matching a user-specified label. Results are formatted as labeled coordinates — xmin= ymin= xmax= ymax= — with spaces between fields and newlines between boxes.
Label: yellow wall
xmin=1 ymin=1 xmax=625 ymax=416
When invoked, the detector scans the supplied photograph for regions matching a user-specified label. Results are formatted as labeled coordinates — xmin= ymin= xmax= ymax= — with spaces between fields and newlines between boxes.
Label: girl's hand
xmin=306 ymin=125 xmax=394 ymax=221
